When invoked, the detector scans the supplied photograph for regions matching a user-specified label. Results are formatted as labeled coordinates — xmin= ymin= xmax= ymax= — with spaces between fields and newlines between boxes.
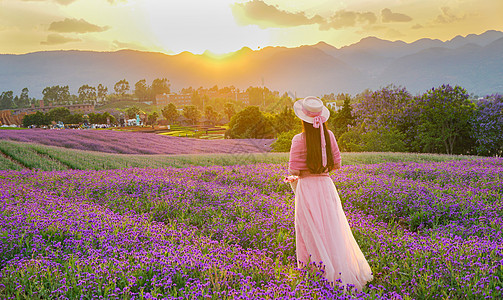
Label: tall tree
xmin=183 ymin=105 xmax=201 ymax=125
xmin=223 ymin=102 xmax=236 ymax=120
xmin=147 ymin=111 xmax=159 ymax=127
xmin=15 ymin=88 xmax=30 ymax=108
xmin=97 ymin=84 xmax=108 ymax=103
xmin=57 ymin=86 xmax=70 ymax=105
xmin=416 ymin=85 xmax=476 ymax=154
xmin=151 ymin=78 xmax=170 ymax=97
xmin=331 ymin=98 xmax=355 ymax=139
xmin=471 ymin=94 xmax=503 ymax=156
xmin=0 ymin=91 xmax=14 ymax=109
xmin=272 ymin=106 xmax=298 ymax=136
xmin=114 ymin=79 xmax=130 ymax=97
xmin=226 ymin=106 xmax=273 ymax=139
xmin=191 ymin=91 xmax=203 ymax=109
xmin=161 ymin=103 xmax=179 ymax=124
xmin=42 ymin=86 xmax=59 ymax=105
xmin=134 ymin=79 xmax=150 ymax=102
xmin=204 ymin=105 xmax=219 ymax=125
xmin=78 ymin=85 xmax=97 ymax=103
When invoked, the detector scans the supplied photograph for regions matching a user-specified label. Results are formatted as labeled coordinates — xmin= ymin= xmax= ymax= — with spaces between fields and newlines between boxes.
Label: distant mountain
xmin=0 ymin=30 xmax=502 ymax=98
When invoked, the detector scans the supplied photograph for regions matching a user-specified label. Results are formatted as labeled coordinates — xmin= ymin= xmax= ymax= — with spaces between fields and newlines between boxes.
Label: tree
xmin=134 ymin=79 xmax=150 ymax=102
xmin=65 ymin=113 xmax=83 ymax=124
xmin=353 ymin=85 xmax=412 ymax=132
xmin=42 ymin=86 xmax=58 ymax=104
xmin=271 ymin=129 xmax=299 ymax=152
xmin=42 ymin=85 xmax=70 ymax=105
xmin=416 ymin=85 xmax=476 ymax=154
xmin=125 ymin=105 xmax=141 ymax=119
xmin=147 ymin=111 xmax=159 ymax=127
xmin=183 ymin=105 xmax=201 ymax=125
xmin=204 ymin=105 xmax=219 ymax=125
xmin=78 ymin=85 xmax=97 ymax=103
xmin=56 ymin=86 xmax=70 ymax=105
xmin=0 ymin=91 xmax=14 ymax=109
xmin=331 ymin=98 xmax=355 ymax=139
xmin=224 ymin=102 xmax=236 ymax=120
xmin=114 ymin=79 xmax=130 ymax=97
xmin=271 ymin=106 xmax=299 ymax=136
xmin=151 ymin=78 xmax=170 ymax=97
xmin=23 ymin=111 xmax=49 ymax=127
xmin=47 ymin=107 xmax=71 ymax=122
xmin=226 ymin=106 xmax=273 ymax=139
xmin=14 ymin=88 xmax=30 ymax=108
xmin=97 ymin=84 xmax=108 ymax=103
xmin=247 ymin=86 xmax=274 ymax=107
xmin=161 ymin=103 xmax=179 ymax=124
xmin=471 ymin=94 xmax=503 ymax=156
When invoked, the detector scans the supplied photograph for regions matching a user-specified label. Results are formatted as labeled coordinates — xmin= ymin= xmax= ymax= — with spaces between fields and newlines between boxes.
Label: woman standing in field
xmin=287 ymin=96 xmax=373 ymax=291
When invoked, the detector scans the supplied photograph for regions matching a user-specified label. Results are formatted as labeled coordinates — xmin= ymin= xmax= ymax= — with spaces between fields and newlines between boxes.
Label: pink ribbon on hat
xmin=313 ymin=115 xmax=327 ymax=168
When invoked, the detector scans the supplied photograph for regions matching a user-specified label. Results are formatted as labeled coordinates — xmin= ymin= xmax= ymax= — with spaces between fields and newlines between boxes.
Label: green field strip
xmin=0 ymin=140 xmax=483 ymax=172
xmin=0 ymin=141 xmax=68 ymax=171
xmin=0 ymin=151 xmax=25 ymax=171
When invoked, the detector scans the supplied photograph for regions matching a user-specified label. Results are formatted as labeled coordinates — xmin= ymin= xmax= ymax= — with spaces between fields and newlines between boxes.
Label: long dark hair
xmin=303 ymin=121 xmax=334 ymax=174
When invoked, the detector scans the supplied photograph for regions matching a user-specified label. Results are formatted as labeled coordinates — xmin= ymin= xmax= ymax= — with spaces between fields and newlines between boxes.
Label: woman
xmin=288 ymin=96 xmax=373 ymax=291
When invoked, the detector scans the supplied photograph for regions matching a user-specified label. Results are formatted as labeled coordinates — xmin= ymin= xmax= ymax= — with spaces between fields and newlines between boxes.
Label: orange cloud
xmin=231 ymin=0 xmax=322 ymax=28
xmin=434 ymin=7 xmax=466 ymax=24
xmin=381 ymin=8 xmax=412 ymax=23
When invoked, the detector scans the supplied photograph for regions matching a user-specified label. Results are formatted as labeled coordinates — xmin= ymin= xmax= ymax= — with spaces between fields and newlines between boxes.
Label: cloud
xmin=319 ymin=10 xmax=377 ymax=30
xmin=381 ymin=8 xmax=412 ymax=22
xmin=49 ymin=18 xmax=110 ymax=33
xmin=434 ymin=7 xmax=466 ymax=24
xmin=411 ymin=24 xmax=423 ymax=29
xmin=232 ymin=0 xmax=376 ymax=31
xmin=231 ymin=0 xmax=322 ymax=28
xmin=40 ymin=33 xmax=81 ymax=45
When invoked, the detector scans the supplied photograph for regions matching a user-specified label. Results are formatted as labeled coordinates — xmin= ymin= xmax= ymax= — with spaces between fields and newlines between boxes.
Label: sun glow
xmin=141 ymin=0 xmax=270 ymax=54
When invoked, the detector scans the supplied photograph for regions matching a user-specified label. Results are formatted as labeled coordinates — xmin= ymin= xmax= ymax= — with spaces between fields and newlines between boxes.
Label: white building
xmin=326 ymin=102 xmax=342 ymax=112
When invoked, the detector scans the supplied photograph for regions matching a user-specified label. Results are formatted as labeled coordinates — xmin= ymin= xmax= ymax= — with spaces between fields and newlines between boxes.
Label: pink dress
xmin=289 ymin=130 xmax=373 ymax=291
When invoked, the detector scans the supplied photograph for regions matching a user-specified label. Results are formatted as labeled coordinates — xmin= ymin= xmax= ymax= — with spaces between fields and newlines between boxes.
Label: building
xmin=156 ymin=90 xmax=250 ymax=107
xmin=13 ymin=100 xmax=94 ymax=115
xmin=326 ymin=102 xmax=342 ymax=112
xmin=155 ymin=93 xmax=192 ymax=107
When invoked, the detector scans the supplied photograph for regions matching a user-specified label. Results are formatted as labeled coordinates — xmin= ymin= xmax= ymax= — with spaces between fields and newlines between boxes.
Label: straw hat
xmin=293 ymin=96 xmax=330 ymax=124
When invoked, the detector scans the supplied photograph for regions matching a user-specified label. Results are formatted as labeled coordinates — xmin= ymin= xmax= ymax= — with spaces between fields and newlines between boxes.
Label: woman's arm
xmin=329 ymin=130 xmax=342 ymax=171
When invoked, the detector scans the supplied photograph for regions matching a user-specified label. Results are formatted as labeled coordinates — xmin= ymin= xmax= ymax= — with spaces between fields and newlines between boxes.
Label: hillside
xmin=1 ymin=30 xmax=502 ymax=97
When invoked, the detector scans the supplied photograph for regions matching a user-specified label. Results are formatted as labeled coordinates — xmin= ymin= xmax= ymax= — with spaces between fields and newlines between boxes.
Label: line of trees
xmin=22 ymin=107 xmax=117 ymax=128
xmin=216 ymin=84 xmax=500 ymax=157
xmin=0 ymin=88 xmax=35 ymax=110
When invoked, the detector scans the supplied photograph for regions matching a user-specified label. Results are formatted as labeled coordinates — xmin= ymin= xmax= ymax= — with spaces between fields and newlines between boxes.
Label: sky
xmin=1 ymin=0 xmax=502 ymax=55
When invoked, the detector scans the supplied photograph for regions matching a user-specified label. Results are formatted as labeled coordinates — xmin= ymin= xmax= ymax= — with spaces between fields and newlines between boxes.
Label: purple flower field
xmin=0 ymin=129 xmax=273 ymax=154
xmin=0 ymin=158 xmax=502 ymax=299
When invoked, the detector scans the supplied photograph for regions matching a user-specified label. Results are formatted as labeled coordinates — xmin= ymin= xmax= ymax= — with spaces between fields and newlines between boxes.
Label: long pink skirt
xmin=294 ymin=175 xmax=373 ymax=291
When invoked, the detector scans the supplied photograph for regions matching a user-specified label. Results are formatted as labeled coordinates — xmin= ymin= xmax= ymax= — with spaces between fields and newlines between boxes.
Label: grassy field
xmin=0 ymin=140 xmax=481 ymax=171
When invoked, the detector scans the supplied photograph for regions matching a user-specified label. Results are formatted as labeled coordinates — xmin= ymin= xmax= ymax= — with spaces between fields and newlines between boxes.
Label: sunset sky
xmin=1 ymin=0 xmax=502 ymax=55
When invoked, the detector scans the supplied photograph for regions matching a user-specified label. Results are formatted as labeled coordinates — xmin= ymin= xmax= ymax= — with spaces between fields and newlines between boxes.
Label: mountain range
xmin=1 ymin=30 xmax=502 ymax=98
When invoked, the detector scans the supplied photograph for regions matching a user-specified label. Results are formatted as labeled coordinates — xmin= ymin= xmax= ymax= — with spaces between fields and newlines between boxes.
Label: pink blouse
xmin=288 ymin=130 xmax=342 ymax=171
